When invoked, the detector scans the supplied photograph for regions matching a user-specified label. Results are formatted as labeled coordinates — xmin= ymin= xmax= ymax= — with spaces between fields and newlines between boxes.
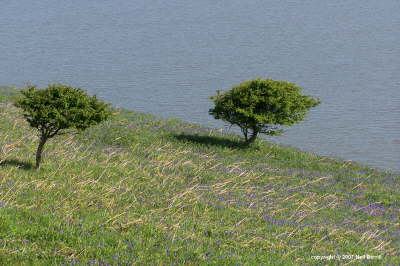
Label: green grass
xmin=0 ymin=88 xmax=399 ymax=265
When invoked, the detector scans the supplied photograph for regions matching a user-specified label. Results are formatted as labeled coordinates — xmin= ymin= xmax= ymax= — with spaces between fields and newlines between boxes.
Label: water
xmin=1 ymin=0 xmax=399 ymax=171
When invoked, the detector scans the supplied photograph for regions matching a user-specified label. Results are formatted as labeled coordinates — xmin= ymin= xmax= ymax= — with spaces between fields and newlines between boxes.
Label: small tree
xmin=15 ymin=84 xmax=111 ymax=168
xmin=209 ymin=79 xmax=320 ymax=144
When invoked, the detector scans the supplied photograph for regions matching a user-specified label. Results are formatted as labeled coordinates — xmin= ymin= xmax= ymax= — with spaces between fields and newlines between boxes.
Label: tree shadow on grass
xmin=173 ymin=133 xmax=248 ymax=149
xmin=0 ymin=159 xmax=34 ymax=170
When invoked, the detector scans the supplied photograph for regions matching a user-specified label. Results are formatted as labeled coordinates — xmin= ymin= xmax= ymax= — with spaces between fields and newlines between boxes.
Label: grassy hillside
xmin=0 ymin=87 xmax=399 ymax=265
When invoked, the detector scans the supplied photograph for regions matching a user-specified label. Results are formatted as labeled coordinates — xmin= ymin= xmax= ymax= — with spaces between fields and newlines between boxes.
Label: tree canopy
xmin=15 ymin=84 xmax=111 ymax=168
xmin=209 ymin=79 xmax=320 ymax=144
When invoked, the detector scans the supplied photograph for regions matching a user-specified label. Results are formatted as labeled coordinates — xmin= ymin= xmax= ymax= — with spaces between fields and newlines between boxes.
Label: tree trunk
xmin=35 ymin=136 xmax=47 ymax=169
xmin=245 ymin=129 xmax=258 ymax=145
xmin=241 ymin=127 xmax=248 ymax=142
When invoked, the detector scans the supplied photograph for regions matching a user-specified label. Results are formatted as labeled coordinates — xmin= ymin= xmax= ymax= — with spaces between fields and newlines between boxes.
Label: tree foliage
xmin=209 ymin=79 xmax=320 ymax=144
xmin=15 ymin=84 xmax=111 ymax=168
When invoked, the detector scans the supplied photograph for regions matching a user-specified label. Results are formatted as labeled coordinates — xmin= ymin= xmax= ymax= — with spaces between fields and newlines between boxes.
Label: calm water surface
xmin=1 ymin=0 xmax=399 ymax=171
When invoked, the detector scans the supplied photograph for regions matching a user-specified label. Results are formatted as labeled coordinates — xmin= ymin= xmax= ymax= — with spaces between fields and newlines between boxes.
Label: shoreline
xmin=1 ymin=86 xmax=397 ymax=174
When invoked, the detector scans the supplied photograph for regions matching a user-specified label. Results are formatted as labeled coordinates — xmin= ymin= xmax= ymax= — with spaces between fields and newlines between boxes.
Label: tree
xmin=15 ymin=84 xmax=111 ymax=168
xmin=209 ymin=79 xmax=320 ymax=144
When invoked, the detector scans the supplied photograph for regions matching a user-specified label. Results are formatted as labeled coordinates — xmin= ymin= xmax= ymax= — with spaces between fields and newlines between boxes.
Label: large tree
xmin=209 ymin=79 xmax=320 ymax=144
xmin=15 ymin=84 xmax=111 ymax=168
